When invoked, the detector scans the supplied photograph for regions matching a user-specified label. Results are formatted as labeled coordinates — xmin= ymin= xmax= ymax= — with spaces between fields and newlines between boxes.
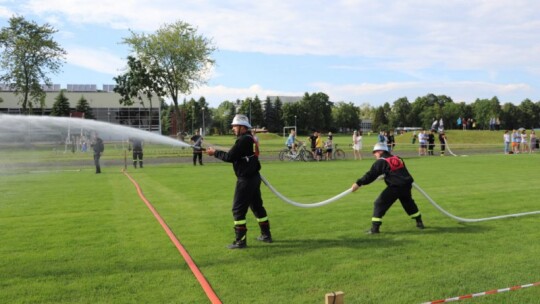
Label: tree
xmin=122 ymin=20 xmax=216 ymax=133
xmin=263 ymin=97 xmax=277 ymax=132
xmin=332 ymin=102 xmax=360 ymax=132
xmin=372 ymin=106 xmax=389 ymax=132
xmin=160 ymin=100 xmax=172 ymax=135
xmin=296 ymin=92 xmax=333 ymax=133
xmin=273 ymin=98 xmax=284 ymax=132
xmin=50 ymin=90 xmax=71 ymax=117
xmin=389 ymin=97 xmax=411 ymax=128
xmin=114 ymin=56 xmax=166 ymax=130
xmin=0 ymin=16 xmax=66 ymax=114
xmin=517 ymin=98 xmax=539 ymax=128
xmin=75 ymin=95 xmax=95 ymax=119
xmin=500 ymin=103 xmax=519 ymax=130
xmin=212 ymin=101 xmax=236 ymax=134
xmin=250 ymin=96 xmax=264 ymax=128
xmin=472 ymin=97 xmax=500 ymax=130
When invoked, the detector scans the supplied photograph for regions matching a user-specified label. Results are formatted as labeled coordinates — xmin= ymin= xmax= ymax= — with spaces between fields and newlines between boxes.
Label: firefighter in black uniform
xmin=351 ymin=142 xmax=424 ymax=234
xmin=206 ymin=114 xmax=272 ymax=249
xmin=129 ymin=137 xmax=144 ymax=168
xmin=91 ymin=132 xmax=104 ymax=174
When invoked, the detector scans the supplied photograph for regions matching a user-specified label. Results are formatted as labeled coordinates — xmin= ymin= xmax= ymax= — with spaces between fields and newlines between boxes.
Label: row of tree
xmin=158 ymin=93 xmax=539 ymax=136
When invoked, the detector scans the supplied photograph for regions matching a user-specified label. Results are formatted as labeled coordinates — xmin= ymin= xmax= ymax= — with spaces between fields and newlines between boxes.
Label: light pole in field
xmin=201 ymin=107 xmax=205 ymax=136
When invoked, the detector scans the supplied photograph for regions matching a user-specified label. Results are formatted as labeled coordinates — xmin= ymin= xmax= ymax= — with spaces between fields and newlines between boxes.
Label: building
xmin=0 ymin=84 xmax=162 ymax=133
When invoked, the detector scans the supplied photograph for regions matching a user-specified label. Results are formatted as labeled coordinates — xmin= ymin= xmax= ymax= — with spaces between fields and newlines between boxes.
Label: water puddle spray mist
xmin=0 ymin=114 xmax=192 ymax=172
xmin=0 ymin=114 xmax=191 ymax=147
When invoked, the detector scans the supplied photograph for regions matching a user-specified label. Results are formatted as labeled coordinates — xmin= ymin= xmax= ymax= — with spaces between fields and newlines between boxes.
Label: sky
xmin=1 ymin=0 xmax=540 ymax=108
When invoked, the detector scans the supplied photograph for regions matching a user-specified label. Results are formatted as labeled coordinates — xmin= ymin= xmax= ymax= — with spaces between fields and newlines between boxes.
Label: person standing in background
xmin=503 ymin=130 xmax=511 ymax=154
xmin=91 ymin=132 xmax=104 ymax=174
xmin=352 ymin=130 xmax=363 ymax=160
xmin=438 ymin=131 xmax=447 ymax=156
xmin=530 ymin=130 xmax=537 ymax=153
xmin=190 ymin=130 xmax=204 ymax=166
xmin=129 ymin=137 xmax=144 ymax=168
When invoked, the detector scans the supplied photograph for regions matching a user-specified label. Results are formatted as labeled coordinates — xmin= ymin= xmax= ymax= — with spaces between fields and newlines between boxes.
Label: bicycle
xmin=279 ymin=145 xmax=305 ymax=161
xmin=279 ymin=142 xmax=313 ymax=161
xmin=322 ymin=143 xmax=346 ymax=160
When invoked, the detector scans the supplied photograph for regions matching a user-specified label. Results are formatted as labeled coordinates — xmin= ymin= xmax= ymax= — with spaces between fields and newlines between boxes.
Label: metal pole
xmin=202 ymin=107 xmax=205 ymax=136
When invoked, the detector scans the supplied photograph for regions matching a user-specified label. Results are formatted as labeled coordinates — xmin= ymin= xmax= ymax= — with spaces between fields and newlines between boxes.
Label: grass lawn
xmin=1 ymin=143 xmax=539 ymax=303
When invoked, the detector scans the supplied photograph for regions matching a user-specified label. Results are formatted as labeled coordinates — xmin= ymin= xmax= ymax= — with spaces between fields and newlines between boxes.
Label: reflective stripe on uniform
xmin=234 ymin=220 xmax=247 ymax=225
xmin=410 ymin=212 xmax=421 ymax=218
xmin=256 ymin=217 xmax=269 ymax=222
xmin=372 ymin=217 xmax=382 ymax=222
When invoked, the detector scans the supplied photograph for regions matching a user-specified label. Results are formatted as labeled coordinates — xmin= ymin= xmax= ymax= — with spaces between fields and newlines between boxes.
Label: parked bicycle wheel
xmin=279 ymin=149 xmax=288 ymax=161
xmin=334 ymin=149 xmax=346 ymax=160
xmin=302 ymin=149 xmax=314 ymax=161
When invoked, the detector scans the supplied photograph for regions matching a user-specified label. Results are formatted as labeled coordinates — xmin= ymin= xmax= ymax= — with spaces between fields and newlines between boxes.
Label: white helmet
xmin=231 ymin=114 xmax=252 ymax=129
xmin=372 ymin=142 xmax=388 ymax=152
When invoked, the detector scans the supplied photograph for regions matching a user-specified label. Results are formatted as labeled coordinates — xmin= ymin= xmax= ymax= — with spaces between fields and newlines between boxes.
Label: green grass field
xmin=1 ymin=138 xmax=539 ymax=303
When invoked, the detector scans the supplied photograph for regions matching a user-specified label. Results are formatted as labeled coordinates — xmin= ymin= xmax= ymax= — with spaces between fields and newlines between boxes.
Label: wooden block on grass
xmin=325 ymin=291 xmax=344 ymax=304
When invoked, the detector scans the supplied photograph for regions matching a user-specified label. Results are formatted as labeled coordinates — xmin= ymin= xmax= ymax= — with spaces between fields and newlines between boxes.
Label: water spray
xmin=0 ymin=114 xmax=192 ymax=148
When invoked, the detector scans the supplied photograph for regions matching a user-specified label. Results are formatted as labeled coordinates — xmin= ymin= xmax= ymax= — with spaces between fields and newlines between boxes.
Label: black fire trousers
xmin=372 ymin=185 xmax=419 ymax=220
xmin=232 ymin=175 xmax=267 ymax=222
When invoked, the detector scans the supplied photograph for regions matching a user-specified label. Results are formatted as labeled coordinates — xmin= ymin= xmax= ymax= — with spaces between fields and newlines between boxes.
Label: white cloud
xmin=4 ymin=0 xmax=540 ymax=105
xmin=65 ymin=46 xmax=125 ymax=76
xmin=17 ymin=0 xmax=540 ymax=72
xmin=187 ymin=84 xmax=302 ymax=107
xmin=0 ymin=6 xmax=13 ymax=18
xmin=312 ymin=81 xmax=532 ymax=104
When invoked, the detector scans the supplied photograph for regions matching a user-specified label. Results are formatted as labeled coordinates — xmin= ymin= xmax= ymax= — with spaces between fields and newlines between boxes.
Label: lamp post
xmin=294 ymin=115 xmax=297 ymax=133
xmin=249 ymin=100 xmax=252 ymax=125
xmin=201 ymin=107 xmax=205 ymax=136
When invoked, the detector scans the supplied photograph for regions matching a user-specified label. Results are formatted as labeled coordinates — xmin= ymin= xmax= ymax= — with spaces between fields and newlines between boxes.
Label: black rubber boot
xmin=139 ymin=161 xmax=143 ymax=168
xmin=365 ymin=221 xmax=381 ymax=234
xmin=256 ymin=221 xmax=272 ymax=243
xmin=133 ymin=161 xmax=137 ymax=168
xmin=414 ymin=215 xmax=425 ymax=229
xmin=228 ymin=226 xmax=247 ymax=249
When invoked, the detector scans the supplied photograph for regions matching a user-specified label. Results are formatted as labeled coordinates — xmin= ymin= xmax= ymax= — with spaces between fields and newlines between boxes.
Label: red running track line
xmin=123 ymin=171 xmax=222 ymax=304
xmin=422 ymin=281 xmax=540 ymax=303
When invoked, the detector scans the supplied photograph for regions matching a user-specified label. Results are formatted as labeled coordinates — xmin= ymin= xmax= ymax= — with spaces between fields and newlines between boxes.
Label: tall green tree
xmin=161 ymin=100 xmax=172 ymax=135
xmin=122 ymin=20 xmax=216 ymax=133
xmin=212 ymin=101 xmax=236 ymax=134
xmin=0 ymin=16 xmax=66 ymax=114
xmin=113 ymin=55 xmax=166 ymax=130
xmin=235 ymin=97 xmax=264 ymax=128
xmin=50 ymin=90 xmax=71 ymax=117
xmin=273 ymin=98 xmax=284 ymax=132
xmin=332 ymin=101 xmax=360 ymax=132
xmin=298 ymin=92 xmax=333 ymax=133
xmin=75 ymin=95 xmax=95 ymax=119
xmin=472 ymin=96 xmax=500 ymax=130
xmin=517 ymin=98 xmax=538 ymax=128
xmin=372 ymin=106 xmax=389 ymax=132
xmin=282 ymin=101 xmax=303 ymax=133
xmin=263 ymin=97 xmax=276 ymax=132
xmin=389 ymin=97 xmax=411 ymax=128
xmin=500 ymin=103 xmax=519 ymax=130
xmin=250 ymin=95 xmax=264 ymax=128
